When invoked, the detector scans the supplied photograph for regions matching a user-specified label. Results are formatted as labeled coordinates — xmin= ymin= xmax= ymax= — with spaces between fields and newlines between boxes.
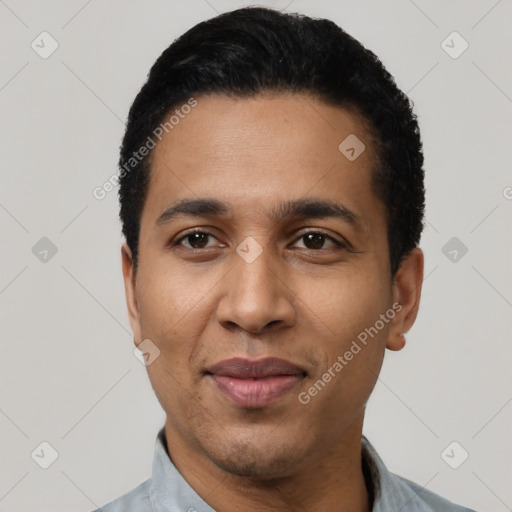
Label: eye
xmin=172 ymin=229 xmax=348 ymax=251
xmin=292 ymin=231 xmax=347 ymax=250
xmin=175 ymin=230 xmax=220 ymax=249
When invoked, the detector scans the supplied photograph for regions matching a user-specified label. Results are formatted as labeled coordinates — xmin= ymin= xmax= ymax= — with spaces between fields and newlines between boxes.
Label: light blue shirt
xmin=93 ymin=427 xmax=476 ymax=512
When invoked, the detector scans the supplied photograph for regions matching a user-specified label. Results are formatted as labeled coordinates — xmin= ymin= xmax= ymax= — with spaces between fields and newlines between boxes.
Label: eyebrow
xmin=155 ymin=197 xmax=362 ymax=229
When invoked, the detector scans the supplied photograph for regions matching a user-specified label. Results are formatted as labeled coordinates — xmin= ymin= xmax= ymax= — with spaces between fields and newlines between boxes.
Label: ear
xmin=386 ymin=248 xmax=424 ymax=351
xmin=121 ymin=243 xmax=142 ymax=345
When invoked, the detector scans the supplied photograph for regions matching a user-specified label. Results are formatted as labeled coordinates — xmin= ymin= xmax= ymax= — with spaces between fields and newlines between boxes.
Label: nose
xmin=216 ymin=245 xmax=297 ymax=334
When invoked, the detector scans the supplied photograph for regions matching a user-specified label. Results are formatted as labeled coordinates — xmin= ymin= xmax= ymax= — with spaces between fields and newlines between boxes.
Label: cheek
xmin=135 ymin=268 xmax=211 ymax=406
xmin=299 ymin=269 xmax=390 ymax=403
xmin=300 ymin=334 xmax=385 ymax=429
xmin=301 ymin=264 xmax=391 ymax=340
xmin=137 ymin=259 xmax=215 ymax=340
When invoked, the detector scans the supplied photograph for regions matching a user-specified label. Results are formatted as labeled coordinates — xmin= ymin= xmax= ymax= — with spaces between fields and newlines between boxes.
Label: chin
xmin=199 ymin=434 xmax=306 ymax=480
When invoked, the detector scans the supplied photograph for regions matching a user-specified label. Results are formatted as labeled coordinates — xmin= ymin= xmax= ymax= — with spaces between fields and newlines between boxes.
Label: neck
xmin=164 ymin=417 xmax=372 ymax=512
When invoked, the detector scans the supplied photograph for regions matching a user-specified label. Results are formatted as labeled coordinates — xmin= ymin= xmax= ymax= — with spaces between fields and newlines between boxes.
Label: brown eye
xmin=177 ymin=231 xmax=217 ymax=249
xmin=294 ymin=232 xmax=344 ymax=250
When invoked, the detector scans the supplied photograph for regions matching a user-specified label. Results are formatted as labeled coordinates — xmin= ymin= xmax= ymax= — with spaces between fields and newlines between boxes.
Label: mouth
xmin=205 ymin=357 xmax=307 ymax=408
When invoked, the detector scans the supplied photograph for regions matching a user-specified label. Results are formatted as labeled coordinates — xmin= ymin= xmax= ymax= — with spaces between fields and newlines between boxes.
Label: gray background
xmin=1 ymin=0 xmax=511 ymax=510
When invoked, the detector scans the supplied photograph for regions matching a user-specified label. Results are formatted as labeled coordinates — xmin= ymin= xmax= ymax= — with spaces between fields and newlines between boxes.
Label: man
xmin=95 ymin=6 xmax=476 ymax=512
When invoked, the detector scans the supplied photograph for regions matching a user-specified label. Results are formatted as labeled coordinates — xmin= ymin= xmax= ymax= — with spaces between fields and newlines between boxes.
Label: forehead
xmin=142 ymin=93 xmax=384 ymax=232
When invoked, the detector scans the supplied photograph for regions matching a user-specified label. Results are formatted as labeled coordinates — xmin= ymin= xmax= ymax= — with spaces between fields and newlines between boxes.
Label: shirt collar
xmin=149 ymin=427 xmax=216 ymax=512
xmin=361 ymin=435 xmax=435 ymax=512
xmin=149 ymin=427 xmax=432 ymax=512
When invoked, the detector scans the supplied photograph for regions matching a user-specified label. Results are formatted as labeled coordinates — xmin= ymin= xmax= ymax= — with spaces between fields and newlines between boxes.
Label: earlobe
xmin=121 ymin=243 xmax=142 ymax=343
xmin=385 ymin=248 xmax=424 ymax=352
xmin=387 ymin=333 xmax=406 ymax=351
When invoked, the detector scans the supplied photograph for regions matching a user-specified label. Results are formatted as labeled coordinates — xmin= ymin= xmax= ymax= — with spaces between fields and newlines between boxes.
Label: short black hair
xmin=118 ymin=6 xmax=425 ymax=276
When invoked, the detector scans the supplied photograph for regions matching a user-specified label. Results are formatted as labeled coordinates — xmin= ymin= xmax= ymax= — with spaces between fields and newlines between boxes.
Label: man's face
xmin=123 ymin=93 xmax=409 ymax=478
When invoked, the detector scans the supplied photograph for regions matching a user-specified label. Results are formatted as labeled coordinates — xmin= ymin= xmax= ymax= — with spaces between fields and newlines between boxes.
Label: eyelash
xmin=172 ymin=228 xmax=349 ymax=251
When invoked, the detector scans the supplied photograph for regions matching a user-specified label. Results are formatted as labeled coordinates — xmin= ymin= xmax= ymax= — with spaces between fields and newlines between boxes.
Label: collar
xmin=149 ymin=427 xmax=429 ymax=512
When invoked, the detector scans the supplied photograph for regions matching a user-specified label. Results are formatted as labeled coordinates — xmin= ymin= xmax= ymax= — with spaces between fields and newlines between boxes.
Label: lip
xmin=205 ymin=357 xmax=306 ymax=408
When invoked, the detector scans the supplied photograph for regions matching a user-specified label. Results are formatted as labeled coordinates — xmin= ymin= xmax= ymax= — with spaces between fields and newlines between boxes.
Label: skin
xmin=121 ymin=93 xmax=424 ymax=512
